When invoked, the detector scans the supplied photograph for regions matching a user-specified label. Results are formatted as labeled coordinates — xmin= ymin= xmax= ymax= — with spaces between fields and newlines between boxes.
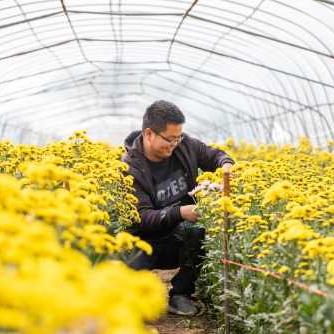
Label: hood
xmin=124 ymin=130 xmax=142 ymax=151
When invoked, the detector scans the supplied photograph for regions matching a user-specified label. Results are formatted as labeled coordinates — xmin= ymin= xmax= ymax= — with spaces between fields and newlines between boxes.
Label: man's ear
xmin=143 ymin=128 xmax=152 ymax=138
xmin=143 ymin=128 xmax=153 ymax=142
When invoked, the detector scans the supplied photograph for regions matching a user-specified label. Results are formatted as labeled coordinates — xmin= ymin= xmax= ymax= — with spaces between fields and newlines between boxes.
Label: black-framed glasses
xmin=151 ymin=129 xmax=184 ymax=146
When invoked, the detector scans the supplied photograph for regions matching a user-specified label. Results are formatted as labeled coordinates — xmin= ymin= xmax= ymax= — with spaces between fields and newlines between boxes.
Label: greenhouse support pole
xmin=223 ymin=172 xmax=231 ymax=334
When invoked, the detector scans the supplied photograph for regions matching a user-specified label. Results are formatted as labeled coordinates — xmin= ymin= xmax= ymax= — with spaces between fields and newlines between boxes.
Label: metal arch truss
xmin=0 ymin=0 xmax=334 ymax=146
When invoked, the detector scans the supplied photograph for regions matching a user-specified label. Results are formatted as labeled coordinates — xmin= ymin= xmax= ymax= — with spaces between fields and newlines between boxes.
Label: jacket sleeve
xmin=133 ymin=179 xmax=184 ymax=234
xmin=193 ymin=137 xmax=235 ymax=172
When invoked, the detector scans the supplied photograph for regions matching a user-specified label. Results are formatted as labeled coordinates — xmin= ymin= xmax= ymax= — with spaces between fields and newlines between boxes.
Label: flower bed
xmin=196 ymin=138 xmax=334 ymax=333
xmin=0 ymin=131 xmax=166 ymax=333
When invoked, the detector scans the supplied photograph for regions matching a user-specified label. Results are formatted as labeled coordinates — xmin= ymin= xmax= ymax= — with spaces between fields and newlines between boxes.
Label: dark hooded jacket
xmin=122 ymin=130 xmax=234 ymax=240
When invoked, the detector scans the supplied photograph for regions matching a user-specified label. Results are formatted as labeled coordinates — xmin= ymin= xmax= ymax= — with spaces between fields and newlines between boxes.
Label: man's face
xmin=144 ymin=123 xmax=183 ymax=160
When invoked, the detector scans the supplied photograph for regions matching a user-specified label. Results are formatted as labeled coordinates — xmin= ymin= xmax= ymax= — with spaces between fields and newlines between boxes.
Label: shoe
xmin=168 ymin=295 xmax=198 ymax=316
xmin=189 ymin=295 xmax=206 ymax=316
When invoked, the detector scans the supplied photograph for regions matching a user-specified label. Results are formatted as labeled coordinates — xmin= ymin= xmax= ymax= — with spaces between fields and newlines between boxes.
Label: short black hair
xmin=142 ymin=100 xmax=185 ymax=132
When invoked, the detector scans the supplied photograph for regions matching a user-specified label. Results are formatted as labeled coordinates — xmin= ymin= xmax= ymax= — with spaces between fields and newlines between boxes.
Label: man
xmin=123 ymin=100 xmax=234 ymax=316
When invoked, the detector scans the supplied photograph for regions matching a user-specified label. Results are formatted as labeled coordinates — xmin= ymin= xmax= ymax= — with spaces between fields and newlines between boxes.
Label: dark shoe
xmin=168 ymin=295 xmax=198 ymax=316
xmin=189 ymin=295 xmax=206 ymax=316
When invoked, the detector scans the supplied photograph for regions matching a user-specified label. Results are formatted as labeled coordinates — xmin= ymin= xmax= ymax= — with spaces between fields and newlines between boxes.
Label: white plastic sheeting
xmin=0 ymin=0 xmax=334 ymax=145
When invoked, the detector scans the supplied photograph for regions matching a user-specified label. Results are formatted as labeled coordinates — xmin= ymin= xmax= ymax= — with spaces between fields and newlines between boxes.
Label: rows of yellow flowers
xmin=194 ymin=137 xmax=334 ymax=295
xmin=0 ymin=131 xmax=166 ymax=334
xmin=196 ymin=137 xmax=334 ymax=286
xmin=195 ymin=138 xmax=334 ymax=333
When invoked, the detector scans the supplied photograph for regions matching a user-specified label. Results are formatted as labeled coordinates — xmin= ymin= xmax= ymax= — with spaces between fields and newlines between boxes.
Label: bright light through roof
xmin=0 ymin=0 xmax=334 ymax=146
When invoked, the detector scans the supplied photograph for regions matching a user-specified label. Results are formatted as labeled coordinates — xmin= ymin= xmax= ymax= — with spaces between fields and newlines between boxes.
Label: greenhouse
xmin=1 ymin=0 xmax=334 ymax=333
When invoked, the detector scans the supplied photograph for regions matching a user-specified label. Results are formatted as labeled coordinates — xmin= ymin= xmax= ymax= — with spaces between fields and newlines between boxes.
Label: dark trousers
xmin=129 ymin=222 xmax=205 ymax=297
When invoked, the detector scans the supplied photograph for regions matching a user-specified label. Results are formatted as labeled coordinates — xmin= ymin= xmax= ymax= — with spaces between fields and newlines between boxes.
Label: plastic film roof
xmin=0 ymin=0 xmax=334 ymax=145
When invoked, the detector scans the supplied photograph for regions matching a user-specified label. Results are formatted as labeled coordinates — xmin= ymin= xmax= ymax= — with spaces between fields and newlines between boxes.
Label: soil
xmin=151 ymin=269 xmax=217 ymax=334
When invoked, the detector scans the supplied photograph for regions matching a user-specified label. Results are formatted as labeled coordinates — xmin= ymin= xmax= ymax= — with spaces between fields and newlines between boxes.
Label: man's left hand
xmin=222 ymin=162 xmax=233 ymax=173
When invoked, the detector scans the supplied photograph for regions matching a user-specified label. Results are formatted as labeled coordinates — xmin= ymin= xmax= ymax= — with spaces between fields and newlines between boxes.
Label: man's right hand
xmin=180 ymin=205 xmax=199 ymax=222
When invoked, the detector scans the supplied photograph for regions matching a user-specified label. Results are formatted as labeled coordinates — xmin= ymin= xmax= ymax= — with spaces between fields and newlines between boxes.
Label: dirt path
xmin=152 ymin=269 xmax=216 ymax=334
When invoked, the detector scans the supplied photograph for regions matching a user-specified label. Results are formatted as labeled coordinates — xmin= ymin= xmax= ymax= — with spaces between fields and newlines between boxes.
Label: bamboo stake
xmin=223 ymin=172 xmax=231 ymax=334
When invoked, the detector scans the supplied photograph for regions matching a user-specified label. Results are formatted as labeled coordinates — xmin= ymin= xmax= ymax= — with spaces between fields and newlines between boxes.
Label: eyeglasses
xmin=151 ymin=129 xmax=184 ymax=146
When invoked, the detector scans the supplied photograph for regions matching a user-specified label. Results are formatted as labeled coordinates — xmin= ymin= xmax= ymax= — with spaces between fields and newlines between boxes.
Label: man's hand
xmin=222 ymin=162 xmax=233 ymax=173
xmin=180 ymin=205 xmax=199 ymax=222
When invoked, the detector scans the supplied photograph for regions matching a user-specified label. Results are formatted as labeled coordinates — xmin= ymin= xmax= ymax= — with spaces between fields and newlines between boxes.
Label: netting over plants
xmin=1 ymin=0 xmax=334 ymax=144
